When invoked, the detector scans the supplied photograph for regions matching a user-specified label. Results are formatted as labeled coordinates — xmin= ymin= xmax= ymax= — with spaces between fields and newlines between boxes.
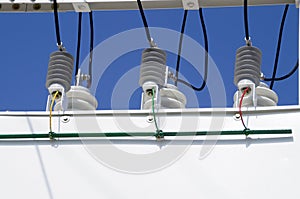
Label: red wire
xmin=239 ymin=87 xmax=249 ymax=129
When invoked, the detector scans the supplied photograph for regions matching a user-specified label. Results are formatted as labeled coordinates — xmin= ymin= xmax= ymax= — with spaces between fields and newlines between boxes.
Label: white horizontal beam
xmin=0 ymin=105 xmax=299 ymax=134
xmin=0 ymin=0 xmax=295 ymax=12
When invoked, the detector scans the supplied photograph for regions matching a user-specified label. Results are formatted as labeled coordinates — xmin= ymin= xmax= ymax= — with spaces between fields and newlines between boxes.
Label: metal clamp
xmin=182 ymin=0 xmax=200 ymax=10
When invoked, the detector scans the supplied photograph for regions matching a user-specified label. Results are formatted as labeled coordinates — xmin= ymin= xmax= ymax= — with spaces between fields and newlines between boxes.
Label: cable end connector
xmin=57 ymin=42 xmax=65 ymax=51
xmin=244 ymin=37 xmax=252 ymax=46
xmin=149 ymin=38 xmax=157 ymax=48
xmin=260 ymin=72 xmax=265 ymax=81
xmin=168 ymin=70 xmax=177 ymax=82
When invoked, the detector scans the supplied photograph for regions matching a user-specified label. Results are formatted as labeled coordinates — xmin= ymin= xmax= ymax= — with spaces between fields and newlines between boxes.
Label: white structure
xmin=54 ymin=85 xmax=98 ymax=110
xmin=0 ymin=107 xmax=298 ymax=198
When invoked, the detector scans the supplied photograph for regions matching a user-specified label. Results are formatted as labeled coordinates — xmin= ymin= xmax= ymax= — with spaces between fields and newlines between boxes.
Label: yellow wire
xmin=49 ymin=91 xmax=59 ymax=132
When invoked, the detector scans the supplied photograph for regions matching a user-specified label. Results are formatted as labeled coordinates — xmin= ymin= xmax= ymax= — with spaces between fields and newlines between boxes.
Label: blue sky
xmin=0 ymin=4 xmax=298 ymax=111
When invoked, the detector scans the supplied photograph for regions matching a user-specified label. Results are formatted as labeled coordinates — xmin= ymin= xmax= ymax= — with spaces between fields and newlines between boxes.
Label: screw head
xmin=33 ymin=3 xmax=41 ymax=10
xmin=61 ymin=115 xmax=70 ymax=123
xmin=146 ymin=116 xmax=154 ymax=123
xmin=234 ymin=113 xmax=241 ymax=120
xmin=12 ymin=3 xmax=20 ymax=10
xmin=241 ymin=87 xmax=251 ymax=94
xmin=146 ymin=89 xmax=153 ymax=97
xmin=187 ymin=2 xmax=195 ymax=8
xmin=77 ymin=5 xmax=86 ymax=10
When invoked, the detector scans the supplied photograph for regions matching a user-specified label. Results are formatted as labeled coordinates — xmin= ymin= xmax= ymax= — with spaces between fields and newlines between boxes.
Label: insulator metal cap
xmin=160 ymin=84 xmax=187 ymax=109
xmin=233 ymin=82 xmax=278 ymax=107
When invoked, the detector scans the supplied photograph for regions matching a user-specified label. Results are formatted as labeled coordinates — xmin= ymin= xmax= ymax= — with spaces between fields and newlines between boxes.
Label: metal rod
xmin=0 ymin=129 xmax=292 ymax=140
xmin=0 ymin=0 xmax=294 ymax=13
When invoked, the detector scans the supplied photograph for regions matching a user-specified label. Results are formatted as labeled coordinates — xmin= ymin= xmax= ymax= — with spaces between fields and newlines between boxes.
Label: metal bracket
xmin=72 ymin=2 xmax=91 ymax=12
xmin=182 ymin=0 xmax=200 ymax=10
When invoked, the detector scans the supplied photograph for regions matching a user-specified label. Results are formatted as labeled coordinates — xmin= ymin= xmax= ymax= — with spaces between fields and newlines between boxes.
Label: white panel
xmin=0 ymin=107 xmax=298 ymax=198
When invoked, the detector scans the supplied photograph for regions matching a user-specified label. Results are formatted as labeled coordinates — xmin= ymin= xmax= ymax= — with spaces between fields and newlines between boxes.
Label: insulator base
xmin=55 ymin=86 xmax=98 ymax=111
xmin=141 ymin=84 xmax=186 ymax=109
xmin=233 ymin=82 xmax=278 ymax=107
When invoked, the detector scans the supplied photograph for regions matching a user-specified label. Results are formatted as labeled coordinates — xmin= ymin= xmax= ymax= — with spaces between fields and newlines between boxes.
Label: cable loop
xmin=239 ymin=87 xmax=249 ymax=130
xmin=174 ymin=8 xmax=208 ymax=91
xmin=264 ymin=61 xmax=298 ymax=81
xmin=49 ymin=91 xmax=60 ymax=133
xmin=269 ymin=4 xmax=290 ymax=89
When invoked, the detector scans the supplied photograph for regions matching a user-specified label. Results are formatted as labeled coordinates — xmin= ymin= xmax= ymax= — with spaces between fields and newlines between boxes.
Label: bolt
xmin=241 ymin=87 xmax=251 ymax=94
xmin=146 ymin=116 xmax=154 ymax=123
xmin=12 ymin=3 xmax=20 ymax=10
xmin=146 ymin=89 xmax=154 ymax=97
xmin=61 ymin=115 xmax=70 ymax=123
xmin=33 ymin=3 xmax=41 ymax=10
xmin=51 ymin=91 xmax=62 ymax=99
xmin=77 ymin=5 xmax=86 ymax=10
xmin=234 ymin=113 xmax=241 ymax=120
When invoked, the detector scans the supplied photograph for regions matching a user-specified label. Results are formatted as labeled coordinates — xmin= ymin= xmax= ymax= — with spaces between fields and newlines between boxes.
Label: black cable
xmin=137 ymin=0 xmax=153 ymax=46
xmin=264 ymin=61 xmax=298 ymax=81
xmin=243 ymin=0 xmax=250 ymax=43
xmin=75 ymin=12 xmax=82 ymax=77
xmin=53 ymin=0 xmax=62 ymax=49
xmin=269 ymin=4 xmax=289 ymax=89
xmin=176 ymin=8 xmax=209 ymax=91
xmin=175 ymin=10 xmax=188 ymax=86
xmin=87 ymin=11 xmax=94 ymax=88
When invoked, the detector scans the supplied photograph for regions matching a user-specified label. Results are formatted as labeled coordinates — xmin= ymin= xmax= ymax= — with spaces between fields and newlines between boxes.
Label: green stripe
xmin=0 ymin=129 xmax=292 ymax=139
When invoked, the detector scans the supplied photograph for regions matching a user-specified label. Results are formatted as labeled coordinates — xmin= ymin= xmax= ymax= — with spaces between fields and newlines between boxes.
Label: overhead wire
xmin=53 ymin=0 xmax=63 ymax=50
xmin=75 ymin=12 xmax=82 ymax=77
xmin=87 ymin=11 xmax=94 ymax=88
xmin=175 ymin=8 xmax=209 ymax=91
xmin=243 ymin=0 xmax=250 ymax=44
xmin=137 ymin=0 xmax=155 ymax=47
xmin=269 ymin=4 xmax=290 ymax=89
xmin=264 ymin=61 xmax=298 ymax=81
xmin=174 ymin=10 xmax=188 ymax=86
